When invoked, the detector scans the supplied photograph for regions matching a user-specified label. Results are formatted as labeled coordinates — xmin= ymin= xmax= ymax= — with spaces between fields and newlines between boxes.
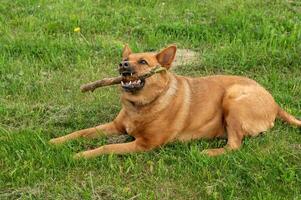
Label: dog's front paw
xmin=73 ymin=152 xmax=86 ymax=159
xmin=49 ymin=138 xmax=64 ymax=145
xmin=201 ymin=148 xmax=226 ymax=156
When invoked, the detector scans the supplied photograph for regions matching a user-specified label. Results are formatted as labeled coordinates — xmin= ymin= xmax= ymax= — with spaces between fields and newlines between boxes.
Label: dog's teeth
xmin=130 ymin=73 xmax=133 ymax=76
xmin=129 ymin=81 xmax=132 ymax=85
xmin=121 ymin=81 xmax=124 ymax=85
xmin=138 ymin=80 xmax=141 ymax=83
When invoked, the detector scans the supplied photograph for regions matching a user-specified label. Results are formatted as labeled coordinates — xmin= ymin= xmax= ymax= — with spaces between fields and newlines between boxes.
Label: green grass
xmin=1 ymin=0 xmax=301 ymax=199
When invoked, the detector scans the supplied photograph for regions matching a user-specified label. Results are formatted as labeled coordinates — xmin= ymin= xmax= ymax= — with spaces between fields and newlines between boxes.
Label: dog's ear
xmin=156 ymin=45 xmax=177 ymax=69
xmin=122 ymin=44 xmax=132 ymax=59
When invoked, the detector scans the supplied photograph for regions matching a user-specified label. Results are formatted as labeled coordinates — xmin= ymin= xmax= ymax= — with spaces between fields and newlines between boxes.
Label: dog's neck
xmin=121 ymin=72 xmax=177 ymax=110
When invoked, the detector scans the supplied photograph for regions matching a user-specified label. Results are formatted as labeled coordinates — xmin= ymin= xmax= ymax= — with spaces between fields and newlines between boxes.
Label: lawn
xmin=1 ymin=0 xmax=301 ymax=199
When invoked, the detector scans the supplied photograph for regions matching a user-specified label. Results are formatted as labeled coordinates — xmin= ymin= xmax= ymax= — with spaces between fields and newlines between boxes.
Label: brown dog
xmin=49 ymin=45 xmax=301 ymax=158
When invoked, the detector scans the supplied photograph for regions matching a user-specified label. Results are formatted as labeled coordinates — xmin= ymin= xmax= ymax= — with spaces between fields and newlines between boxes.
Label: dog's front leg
xmin=74 ymin=139 xmax=154 ymax=159
xmin=49 ymin=121 xmax=123 ymax=145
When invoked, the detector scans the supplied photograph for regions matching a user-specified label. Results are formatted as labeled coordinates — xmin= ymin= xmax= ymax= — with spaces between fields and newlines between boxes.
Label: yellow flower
xmin=74 ymin=27 xmax=80 ymax=33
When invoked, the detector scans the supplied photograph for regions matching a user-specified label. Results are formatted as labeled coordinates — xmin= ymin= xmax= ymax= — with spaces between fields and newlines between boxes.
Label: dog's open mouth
xmin=121 ymin=73 xmax=145 ymax=92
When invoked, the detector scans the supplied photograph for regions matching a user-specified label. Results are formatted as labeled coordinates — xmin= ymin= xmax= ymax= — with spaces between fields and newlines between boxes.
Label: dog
xmin=49 ymin=45 xmax=301 ymax=158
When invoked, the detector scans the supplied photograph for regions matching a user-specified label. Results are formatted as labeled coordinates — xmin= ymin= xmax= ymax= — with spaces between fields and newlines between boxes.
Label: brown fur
xmin=49 ymin=45 xmax=301 ymax=158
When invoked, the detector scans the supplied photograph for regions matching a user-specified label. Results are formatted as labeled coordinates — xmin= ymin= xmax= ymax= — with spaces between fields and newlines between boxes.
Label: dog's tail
xmin=277 ymin=106 xmax=301 ymax=127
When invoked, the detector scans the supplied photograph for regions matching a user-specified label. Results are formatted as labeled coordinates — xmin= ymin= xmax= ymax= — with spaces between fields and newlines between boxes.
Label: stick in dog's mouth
xmin=121 ymin=74 xmax=145 ymax=92
xmin=80 ymin=66 xmax=166 ymax=93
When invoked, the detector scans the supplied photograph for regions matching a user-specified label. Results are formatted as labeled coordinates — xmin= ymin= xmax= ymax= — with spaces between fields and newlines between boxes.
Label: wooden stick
xmin=80 ymin=66 xmax=166 ymax=93
xmin=80 ymin=77 xmax=122 ymax=92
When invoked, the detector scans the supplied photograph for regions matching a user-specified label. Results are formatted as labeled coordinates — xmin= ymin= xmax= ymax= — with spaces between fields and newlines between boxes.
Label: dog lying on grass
xmin=50 ymin=45 xmax=301 ymax=158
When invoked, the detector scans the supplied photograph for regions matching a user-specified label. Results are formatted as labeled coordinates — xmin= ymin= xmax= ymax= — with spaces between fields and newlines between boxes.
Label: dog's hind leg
xmin=202 ymin=119 xmax=244 ymax=156
xmin=49 ymin=121 xmax=124 ymax=145
xmin=202 ymin=84 xmax=278 ymax=156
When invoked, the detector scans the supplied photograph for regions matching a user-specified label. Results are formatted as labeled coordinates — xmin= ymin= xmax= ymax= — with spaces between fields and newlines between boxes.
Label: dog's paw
xmin=49 ymin=138 xmax=64 ymax=145
xmin=73 ymin=152 xmax=85 ymax=160
xmin=201 ymin=148 xmax=225 ymax=156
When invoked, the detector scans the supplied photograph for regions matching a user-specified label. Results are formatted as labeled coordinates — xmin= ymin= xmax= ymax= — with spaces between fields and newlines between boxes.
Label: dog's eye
xmin=139 ymin=59 xmax=148 ymax=65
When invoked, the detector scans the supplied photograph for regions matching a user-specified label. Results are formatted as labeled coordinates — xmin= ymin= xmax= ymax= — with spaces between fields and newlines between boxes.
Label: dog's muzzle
xmin=119 ymin=61 xmax=145 ymax=92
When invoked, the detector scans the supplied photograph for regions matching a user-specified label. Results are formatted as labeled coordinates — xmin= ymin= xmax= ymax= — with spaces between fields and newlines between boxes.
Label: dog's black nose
xmin=119 ymin=61 xmax=134 ymax=76
xmin=119 ymin=61 xmax=130 ymax=69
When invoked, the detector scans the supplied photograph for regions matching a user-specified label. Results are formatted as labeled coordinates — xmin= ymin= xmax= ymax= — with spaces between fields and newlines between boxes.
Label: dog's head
xmin=119 ymin=45 xmax=176 ymax=97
